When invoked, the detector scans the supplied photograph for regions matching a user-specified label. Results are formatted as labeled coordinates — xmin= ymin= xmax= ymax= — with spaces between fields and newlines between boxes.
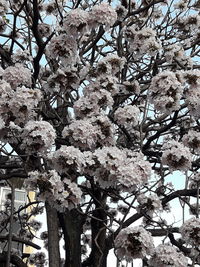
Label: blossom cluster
xmin=25 ymin=170 xmax=82 ymax=211
xmin=189 ymin=172 xmax=200 ymax=189
xmin=3 ymin=64 xmax=32 ymax=89
xmin=114 ymin=226 xmax=154 ymax=261
xmin=47 ymin=3 xmax=117 ymax=65
xmin=137 ymin=193 xmax=162 ymax=217
xmin=182 ymin=129 xmax=200 ymax=153
xmin=114 ymin=105 xmax=140 ymax=128
xmin=149 ymin=71 xmax=183 ymax=114
xmin=42 ymin=67 xmax=79 ymax=93
xmin=149 ymin=244 xmax=188 ymax=267
xmin=164 ymin=44 xmax=193 ymax=68
xmin=161 ymin=140 xmax=192 ymax=172
xmin=92 ymin=147 xmax=151 ymax=191
xmin=21 ymin=120 xmax=56 ymax=154
xmin=62 ymin=3 xmax=117 ymax=34
xmin=62 ymin=116 xmax=115 ymax=150
xmin=125 ymin=26 xmax=161 ymax=57
xmin=28 ymin=252 xmax=46 ymax=267
xmin=180 ymin=217 xmax=200 ymax=247
xmin=48 ymin=146 xmax=85 ymax=175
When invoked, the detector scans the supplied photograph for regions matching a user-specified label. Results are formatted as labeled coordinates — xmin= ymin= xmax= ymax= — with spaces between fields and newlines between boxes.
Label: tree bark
xmin=83 ymin=190 xmax=107 ymax=267
xmin=46 ymin=202 xmax=61 ymax=267
xmin=59 ymin=209 xmax=84 ymax=267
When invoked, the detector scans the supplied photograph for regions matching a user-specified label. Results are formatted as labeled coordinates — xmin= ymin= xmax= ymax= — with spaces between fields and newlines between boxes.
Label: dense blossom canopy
xmin=0 ymin=0 xmax=200 ymax=267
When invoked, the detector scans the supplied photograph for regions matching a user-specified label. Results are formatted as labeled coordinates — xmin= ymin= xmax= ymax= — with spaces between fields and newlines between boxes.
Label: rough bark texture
xmin=46 ymin=202 xmax=61 ymax=267
xmin=59 ymin=209 xmax=84 ymax=267
xmin=82 ymin=190 xmax=107 ymax=267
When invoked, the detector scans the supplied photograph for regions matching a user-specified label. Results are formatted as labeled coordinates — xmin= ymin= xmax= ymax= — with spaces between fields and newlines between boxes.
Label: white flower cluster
xmin=28 ymin=252 xmax=46 ymax=267
xmin=182 ymin=130 xmax=200 ymax=153
xmin=3 ymin=64 xmax=32 ymax=89
xmin=165 ymin=44 xmax=193 ymax=68
xmin=0 ymin=0 xmax=8 ymax=15
xmin=137 ymin=193 xmax=162 ymax=217
xmin=185 ymin=86 xmax=200 ymax=119
xmin=97 ymin=75 xmax=119 ymax=96
xmin=48 ymin=145 xmax=85 ymax=175
xmin=181 ymin=69 xmax=200 ymax=86
xmin=74 ymin=88 xmax=113 ymax=119
xmin=7 ymin=86 xmax=42 ymax=125
xmin=114 ymin=226 xmax=154 ymax=261
xmin=63 ymin=8 xmax=89 ymax=35
xmin=47 ymin=34 xmax=78 ymax=66
xmin=0 ymin=81 xmax=41 ymax=126
xmin=149 ymin=244 xmax=188 ymax=267
xmin=44 ymin=1 xmax=63 ymax=15
xmin=96 ymin=55 xmax=126 ymax=76
xmin=180 ymin=217 xmax=200 ymax=247
xmin=62 ymin=3 xmax=117 ymax=34
xmin=177 ymin=14 xmax=200 ymax=32
xmin=38 ymin=23 xmax=51 ymax=38
xmin=125 ymin=26 xmax=161 ymax=57
xmin=93 ymin=147 xmax=151 ymax=190
xmin=12 ymin=49 xmax=32 ymax=64
xmin=114 ymin=105 xmax=140 ymax=127
xmin=25 ymin=170 xmax=82 ymax=211
xmin=174 ymin=0 xmax=188 ymax=10
xmin=149 ymin=71 xmax=183 ymax=113
xmin=189 ymin=172 xmax=200 ymax=189
xmin=0 ymin=80 xmax=12 ymax=120
xmin=62 ymin=116 xmax=115 ymax=150
xmin=21 ymin=120 xmax=56 ymax=154
xmin=120 ymin=80 xmax=141 ymax=95
xmin=162 ymin=140 xmax=192 ymax=172
xmin=176 ymin=70 xmax=200 ymax=118
xmin=89 ymin=3 xmax=117 ymax=30
xmin=43 ymin=67 xmax=79 ymax=93
xmin=0 ymin=17 xmax=7 ymax=33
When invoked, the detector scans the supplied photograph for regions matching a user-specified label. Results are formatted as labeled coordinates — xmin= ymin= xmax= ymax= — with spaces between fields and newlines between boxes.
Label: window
xmin=0 ymin=187 xmax=27 ymax=211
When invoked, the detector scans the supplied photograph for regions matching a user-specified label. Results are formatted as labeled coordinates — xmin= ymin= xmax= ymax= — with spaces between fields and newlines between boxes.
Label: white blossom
xmin=149 ymin=71 xmax=183 ymax=113
xmin=182 ymin=130 xmax=200 ymax=153
xmin=93 ymin=147 xmax=151 ymax=190
xmin=62 ymin=116 xmax=115 ymax=150
xmin=137 ymin=193 xmax=162 ymax=217
xmin=89 ymin=3 xmax=117 ymax=30
xmin=189 ymin=172 xmax=200 ymax=189
xmin=38 ymin=23 xmax=51 ymax=38
xmin=8 ymin=86 xmax=42 ymax=125
xmin=21 ymin=120 xmax=56 ymax=154
xmin=180 ymin=217 xmax=200 ymax=246
xmin=96 ymin=55 xmax=126 ymax=75
xmin=47 ymin=34 xmax=78 ymax=66
xmin=74 ymin=89 xmax=113 ymax=119
xmin=48 ymin=146 xmax=85 ymax=175
xmin=165 ymin=44 xmax=193 ymax=68
xmin=0 ymin=0 xmax=8 ymax=15
xmin=114 ymin=105 xmax=140 ymax=127
xmin=121 ymin=80 xmax=141 ymax=95
xmin=125 ymin=26 xmax=161 ymax=57
xmin=115 ymin=226 xmax=154 ymax=261
xmin=149 ymin=244 xmax=188 ymax=267
xmin=162 ymin=140 xmax=192 ymax=172
xmin=3 ymin=64 xmax=32 ymax=89
xmin=26 ymin=170 xmax=82 ymax=211
xmin=185 ymin=86 xmax=200 ymax=118
xmin=63 ymin=8 xmax=89 ymax=35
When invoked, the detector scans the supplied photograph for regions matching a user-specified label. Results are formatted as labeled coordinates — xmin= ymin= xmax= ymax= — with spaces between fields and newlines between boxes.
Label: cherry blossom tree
xmin=0 ymin=0 xmax=200 ymax=267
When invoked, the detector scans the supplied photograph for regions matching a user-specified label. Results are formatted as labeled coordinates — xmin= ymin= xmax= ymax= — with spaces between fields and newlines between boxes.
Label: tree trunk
xmin=83 ymin=190 xmax=107 ymax=267
xmin=46 ymin=202 xmax=61 ymax=267
xmin=59 ymin=209 xmax=84 ymax=267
